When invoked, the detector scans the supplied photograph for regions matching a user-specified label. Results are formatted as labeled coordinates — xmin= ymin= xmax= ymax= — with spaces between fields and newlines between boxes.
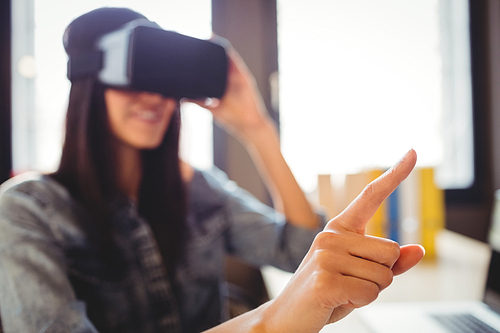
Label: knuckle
xmin=312 ymin=231 xmax=336 ymax=250
xmin=365 ymin=282 xmax=380 ymax=303
xmin=379 ymin=267 xmax=394 ymax=289
xmin=385 ymin=240 xmax=401 ymax=262
xmin=354 ymin=281 xmax=380 ymax=307
xmin=311 ymin=249 xmax=329 ymax=266
xmin=354 ymin=281 xmax=381 ymax=307
xmin=386 ymin=165 xmax=404 ymax=183
xmin=361 ymin=182 xmax=375 ymax=199
xmin=359 ymin=181 xmax=384 ymax=207
xmin=311 ymin=248 xmax=341 ymax=272
xmin=384 ymin=166 xmax=397 ymax=178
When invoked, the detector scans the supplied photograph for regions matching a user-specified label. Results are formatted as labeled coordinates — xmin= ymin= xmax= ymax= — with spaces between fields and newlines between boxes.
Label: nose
xmin=137 ymin=91 xmax=165 ymax=104
xmin=137 ymin=91 xmax=178 ymax=108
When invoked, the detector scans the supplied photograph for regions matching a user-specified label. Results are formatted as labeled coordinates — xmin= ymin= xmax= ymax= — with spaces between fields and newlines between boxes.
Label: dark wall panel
xmin=0 ymin=0 xmax=12 ymax=184
xmin=211 ymin=0 xmax=278 ymax=204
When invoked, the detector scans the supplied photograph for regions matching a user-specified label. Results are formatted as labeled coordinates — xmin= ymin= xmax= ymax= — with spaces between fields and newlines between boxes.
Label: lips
xmin=134 ymin=109 xmax=161 ymax=122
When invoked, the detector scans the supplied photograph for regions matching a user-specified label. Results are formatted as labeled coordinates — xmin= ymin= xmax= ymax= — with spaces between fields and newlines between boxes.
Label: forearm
xmin=236 ymin=117 xmax=319 ymax=230
xmin=202 ymin=47 xmax=318 ymax=229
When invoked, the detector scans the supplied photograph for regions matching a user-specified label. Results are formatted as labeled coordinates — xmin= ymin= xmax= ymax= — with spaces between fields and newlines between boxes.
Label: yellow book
xmin=419 ymin=167 xmax=445 ymax=259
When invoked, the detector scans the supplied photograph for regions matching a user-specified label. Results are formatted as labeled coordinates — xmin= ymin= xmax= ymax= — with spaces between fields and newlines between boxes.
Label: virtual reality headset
xmin=67 ymin=19 xmax=229 ymax=99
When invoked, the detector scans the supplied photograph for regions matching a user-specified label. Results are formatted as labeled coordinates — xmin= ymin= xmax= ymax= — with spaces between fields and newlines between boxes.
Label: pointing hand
xmin=261 ymin=149 xmax=425 ymax=332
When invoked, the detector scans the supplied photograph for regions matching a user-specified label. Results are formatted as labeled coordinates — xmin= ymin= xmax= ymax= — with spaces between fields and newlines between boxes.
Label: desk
xmin=261 ymin=230 xmax=492 ymax=332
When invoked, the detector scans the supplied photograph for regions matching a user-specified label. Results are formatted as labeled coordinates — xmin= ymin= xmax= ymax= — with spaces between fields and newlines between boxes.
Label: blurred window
xmin=277 ymin=0 xmax=473 ymax=192
xmin=12 ymin=0 xmax=213 ymax=174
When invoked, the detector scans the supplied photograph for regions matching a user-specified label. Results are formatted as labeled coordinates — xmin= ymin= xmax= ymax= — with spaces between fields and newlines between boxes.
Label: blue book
xmin=388 ymin=186 xmax=400 ymax=243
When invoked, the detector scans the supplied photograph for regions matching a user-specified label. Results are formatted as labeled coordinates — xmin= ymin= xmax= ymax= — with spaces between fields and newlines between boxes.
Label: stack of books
xmin=317 ymin=167 xmax=445 ymax=258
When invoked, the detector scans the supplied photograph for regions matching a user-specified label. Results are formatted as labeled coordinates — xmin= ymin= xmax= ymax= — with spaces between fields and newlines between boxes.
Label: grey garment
xmin=0 ymin=167 xmax=325 ymax=333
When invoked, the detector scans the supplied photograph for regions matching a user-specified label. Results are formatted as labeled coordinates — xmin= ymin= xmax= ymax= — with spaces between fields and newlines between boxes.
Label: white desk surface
xmin=260 ymin=230 xmax=492 ymax=332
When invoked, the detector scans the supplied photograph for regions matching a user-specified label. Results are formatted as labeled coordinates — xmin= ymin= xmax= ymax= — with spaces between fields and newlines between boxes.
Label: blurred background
xmin=4 ymin=0 xmax=500 ymax=330
xmin=3 ymin=0 xmax=490 ymax=239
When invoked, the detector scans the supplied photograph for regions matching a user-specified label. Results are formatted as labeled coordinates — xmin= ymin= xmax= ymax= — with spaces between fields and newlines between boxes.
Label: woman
xmin=0 ymin=7 xmax=424 ymax=333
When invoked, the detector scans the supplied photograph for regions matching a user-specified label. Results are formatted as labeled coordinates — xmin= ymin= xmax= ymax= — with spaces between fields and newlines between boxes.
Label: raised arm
xmin=196 ymin=47 xmax=319 ymax=230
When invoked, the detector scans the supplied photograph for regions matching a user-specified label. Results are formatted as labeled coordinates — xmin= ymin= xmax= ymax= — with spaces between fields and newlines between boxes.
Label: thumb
xmin=392 ymin=244 xmax=426 ymax=275
xmin=328 ymin=149 xmax=417 ymax=234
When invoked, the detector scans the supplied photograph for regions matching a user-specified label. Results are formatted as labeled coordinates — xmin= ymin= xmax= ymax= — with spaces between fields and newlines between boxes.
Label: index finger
xmin=333 ymin=149 xmax=417 ymax=234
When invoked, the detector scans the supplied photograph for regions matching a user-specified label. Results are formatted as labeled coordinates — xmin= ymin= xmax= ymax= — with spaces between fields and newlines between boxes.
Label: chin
xmin=138 ymin=142 xmax=163 ymax=150
xmin=128 ymin=133 xmax=165 ymax=150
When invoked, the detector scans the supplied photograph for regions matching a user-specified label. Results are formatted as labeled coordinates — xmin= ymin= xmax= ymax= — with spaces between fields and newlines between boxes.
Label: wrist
xmin=248 ymin=300 xmax=274 ymax=333
xmin=238 ymin=116 xmax=278 ymax=145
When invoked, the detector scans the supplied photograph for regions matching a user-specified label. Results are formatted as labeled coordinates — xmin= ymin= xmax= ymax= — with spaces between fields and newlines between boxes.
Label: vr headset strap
xmin=67 ymin=50 xmax=104 ymax=81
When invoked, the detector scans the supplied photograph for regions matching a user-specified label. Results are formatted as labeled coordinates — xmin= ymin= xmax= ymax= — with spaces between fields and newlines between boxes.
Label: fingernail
xmin=419 ymin=244 xmax=426 ymax=255
xmin=398 ymin=148 xmax=416 ymax=164
xmin=404 ymin=148 xmax=415 ymax=158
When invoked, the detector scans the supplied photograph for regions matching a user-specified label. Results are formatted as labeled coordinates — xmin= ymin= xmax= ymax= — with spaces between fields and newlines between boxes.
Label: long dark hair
xmin=52 ymin=72 xmax=187 ymax=271
xmin=52 ymin=7 xmax=188 ymax=271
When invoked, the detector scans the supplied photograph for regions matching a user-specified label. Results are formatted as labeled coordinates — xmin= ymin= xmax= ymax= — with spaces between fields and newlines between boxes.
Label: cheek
xmin=149 ymin=112 xmax=174 ymax=146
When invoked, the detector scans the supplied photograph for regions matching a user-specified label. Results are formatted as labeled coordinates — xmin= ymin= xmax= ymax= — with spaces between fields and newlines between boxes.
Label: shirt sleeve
xmin=0 ymin=181 xmax=99 ymax=333
xmin=192 ymin=167 xmax=326 ymax=273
